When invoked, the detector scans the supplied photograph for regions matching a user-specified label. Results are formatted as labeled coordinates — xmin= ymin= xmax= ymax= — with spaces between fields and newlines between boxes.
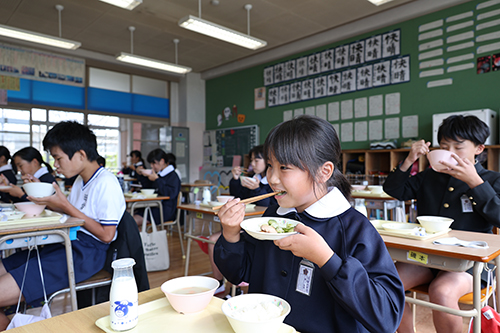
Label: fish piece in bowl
xmin=14 ymin=202 xmax=46 ymax=217
xmin=161 ymin=276 xmax=219 ymax=314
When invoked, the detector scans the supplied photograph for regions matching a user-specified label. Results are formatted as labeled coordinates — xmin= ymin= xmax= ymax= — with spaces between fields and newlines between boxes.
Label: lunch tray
xmin=0 ymin=210 xmax=63 ymax=229
xmin=96 ymin=297 xmax=296 ymax=333
xmin=372 ymin=220 xmax=451 ymax=240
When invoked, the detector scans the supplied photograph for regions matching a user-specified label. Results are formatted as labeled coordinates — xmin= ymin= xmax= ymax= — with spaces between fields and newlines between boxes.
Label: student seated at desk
xmin=0 ymin=121 xmax=126 ymax=330
xmin=383 ymin=115 xmax=500 ymax=333
xmin=0 ymin=147 xmax=56 ymax=203
xmin=215 ymin=116 xmax=404 ymax=333
xmin=208 ymin=144 xmax=277 ymax=295
xmin=134 ymin=149 xmax=180 ymax=227
xmin=0 ymin=146 xmax=16 ymax=203
xmin=123 ymin=150 xmax=153 ymax=190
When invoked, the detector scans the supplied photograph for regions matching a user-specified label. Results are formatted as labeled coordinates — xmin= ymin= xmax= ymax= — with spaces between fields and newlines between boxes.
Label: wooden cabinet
xmin=342 ymin=146 xmax=500 ymax=184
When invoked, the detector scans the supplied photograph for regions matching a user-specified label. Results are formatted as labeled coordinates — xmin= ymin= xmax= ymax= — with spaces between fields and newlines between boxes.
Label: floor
xmin=35 ymin=221 xmax=473 ymax=332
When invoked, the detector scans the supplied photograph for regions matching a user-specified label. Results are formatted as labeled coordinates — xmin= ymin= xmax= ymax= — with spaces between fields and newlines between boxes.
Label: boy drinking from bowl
xmin=0 ymin=121 xmax=125 ymax=330
xmin=383 ymin=115 xmax=500 ymax=333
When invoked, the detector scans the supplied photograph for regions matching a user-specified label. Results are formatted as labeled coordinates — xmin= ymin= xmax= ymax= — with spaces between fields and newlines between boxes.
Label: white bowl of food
xmin=427 ymin=149 xmax=458 ymax=172
xmin=240 ymin=176 xmax=257 ymax=184
xmin=161 ymin=276 xmax=219 ymax=314
xmin=351 ymin=185 xmax=367 ymax=191
xmin=141 ymin=169 xmax=153 ymax=175
xmin=217 ymin=195 xmax=235 ymax=203
xmin=140 ymin=189 xmax=155 ymax=195
xmin=240 ymin=217 xmax=301 ymax=241
xmin=417 ymin=216 xmax=454 ymax=233
xmin=22 ymin=182 xmax=55 ymax=198
xmin=222 ymin=293 xmax=291 ymax=333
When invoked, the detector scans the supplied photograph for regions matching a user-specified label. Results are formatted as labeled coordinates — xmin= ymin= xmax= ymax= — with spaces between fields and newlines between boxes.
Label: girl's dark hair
xmin=264 ymin=115 xmax=351 ymax=200
xmin=130 ymin=150 xmax=145 ymax=164
xmin=43 ymin=121 xmax=99 ymax=161
xmin=438 ymin=115 xmax=490 ymax=146
xmin=147 ymin=149 xmax=177 ymax=169
xmin=0 ymin=146 xmax=11 ymax=162
xmin=249 ymin=145 xmax=264 ymax=160
xmin=12 ymin=147 xmax=54 ymax=175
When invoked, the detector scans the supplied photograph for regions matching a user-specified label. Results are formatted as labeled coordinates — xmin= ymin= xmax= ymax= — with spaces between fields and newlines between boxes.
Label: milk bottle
xmin=110 ymin=258 xmax=138 ymax=331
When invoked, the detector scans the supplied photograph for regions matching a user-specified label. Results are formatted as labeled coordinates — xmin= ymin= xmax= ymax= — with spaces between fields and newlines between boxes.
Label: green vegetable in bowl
xmin=260 ymin=219 xmax=296 ymax=233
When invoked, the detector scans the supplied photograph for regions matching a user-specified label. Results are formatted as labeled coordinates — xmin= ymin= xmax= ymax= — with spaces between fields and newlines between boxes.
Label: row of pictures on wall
xmin=268 ymin=55 xmax=410 ymax=107
xmin=264 ymin=29 xmax=401 ymax=87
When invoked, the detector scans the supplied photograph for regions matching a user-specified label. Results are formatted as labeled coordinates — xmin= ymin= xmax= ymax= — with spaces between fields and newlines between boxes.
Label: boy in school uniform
xmin=0 ymin=121 xmax=125 ymax=330
xmin=383 ymin=115 xmax=500 ymax=333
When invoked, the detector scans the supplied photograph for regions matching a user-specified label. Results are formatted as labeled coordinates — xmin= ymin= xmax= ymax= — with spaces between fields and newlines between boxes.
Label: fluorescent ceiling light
xmin=367 ymin=0 xmax=396 ymax=5
xmin=99 ymin=0 xmax=142 ymax=10
xmin=0 ymin=24 xmax=81 ymax=50
xmin=116 ymin=52 xmax=192 ymax=74
xmin=179 ymin=15 xmax=267 ymax=50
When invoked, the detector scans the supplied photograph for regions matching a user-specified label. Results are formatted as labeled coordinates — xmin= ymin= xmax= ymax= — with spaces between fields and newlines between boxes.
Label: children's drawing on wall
xmin=254 ymin=87 xmax=266 ymax=109
xmin=493 ymin=53 xmax=500 ymax=71
xmin=477 ymin=55 xmax=491 ymax=74
xmin=201 ymin=169 xmax=232 ymax=195
xmin=223 ymin=107 xmax=232 ymax=120
xmin=217 ymin=114 xmax=222 ymax=126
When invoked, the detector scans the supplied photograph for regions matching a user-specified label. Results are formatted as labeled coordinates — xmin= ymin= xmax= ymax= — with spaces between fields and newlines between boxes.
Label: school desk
xmin=0 ymin=216 xmax=85 ymax=312
xmin=177 ymin=203 xmax=266 ymax=276
xmin=381 ymin=230 xmax=500 ymax=333
xmin=351 ymin=190 xmax=406 ymax=220
xmin=125 ymin=195 xmax=170 ymax=225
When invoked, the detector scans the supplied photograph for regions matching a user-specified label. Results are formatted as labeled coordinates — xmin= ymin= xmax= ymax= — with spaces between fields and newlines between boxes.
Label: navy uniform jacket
xmin=0 ymin=168 xmax=16 ymax=203
xmin=383 ymin=163 xmax=500 ymax=233
xmin=154 ymin=169 xmax=181 ymax=222
xmin=214 ymin=188 xmax=405 ymax=333
xmin=229 ymin=176 xmax=277 ymax=207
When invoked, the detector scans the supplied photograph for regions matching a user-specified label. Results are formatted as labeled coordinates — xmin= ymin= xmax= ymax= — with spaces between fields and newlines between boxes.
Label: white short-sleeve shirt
xmin=68 ymin=167 xmax=126 ymax=243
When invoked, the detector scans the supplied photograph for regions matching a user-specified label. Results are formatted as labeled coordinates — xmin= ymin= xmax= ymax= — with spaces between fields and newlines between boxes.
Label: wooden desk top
xmin=178 ymin=203 xmax=267 ymax=217
xmin=8 ymin=288 xmax=165 ymax=333
xmin=0 ymin=217 xmax=84 ymax=235
xmin=125 ymin=196 xmax=170 ymax=203
xmin=351 ymin=191 xmax=395 ymax=200
xmin=382 ymin=230 xmax=500 ymax=263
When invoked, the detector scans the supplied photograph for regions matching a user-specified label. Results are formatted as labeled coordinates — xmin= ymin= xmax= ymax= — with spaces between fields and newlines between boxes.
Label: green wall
xmin=206 ymin=0 xmax=500 ymax=149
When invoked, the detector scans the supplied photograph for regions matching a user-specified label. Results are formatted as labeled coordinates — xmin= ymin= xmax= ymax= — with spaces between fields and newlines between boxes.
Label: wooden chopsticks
xmin=212 ymin=191 xmax=281 ymax=211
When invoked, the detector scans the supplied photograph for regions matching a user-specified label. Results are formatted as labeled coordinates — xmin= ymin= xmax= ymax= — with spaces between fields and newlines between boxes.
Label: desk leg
xmin=383 ymin=201 xmax=388 ymax=220
xmin=472 ymin=262 xmax=483 ymax=333
xmin=52 ymin=229 xmax=78 ymax=312
xmin=497 ymin=257 xmax=500 ymax=311
xmin=184 ymin=213 xmax=194 ymax=276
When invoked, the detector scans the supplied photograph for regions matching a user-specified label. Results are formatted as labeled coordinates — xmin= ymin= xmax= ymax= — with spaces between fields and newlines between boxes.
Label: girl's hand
xmin=274 ymin=223 xmax=334 ymax=268
xmin=0 ymin=184 xmax=24 ymax=198
xmin=28 ymin=182 xmax=69 ymax=213
xmin=0 ymin=174 xmax=9 ymax=186
xmin=147 ymin=171 xmax=159 ymax=181
xmin=241 ymin=177 xmax=260 ymax=190
xmin=231 ymin=166 xmax=242 ymax=180
xmin=400 ymin=140 xmax=431 ymax=172
xmin=217 ymin=198 xmax=245 ymax=243
xmin=21 ymin=174 xmax=40 ymax=183
xmin=439 ymin=154 xmax=484 ymax=189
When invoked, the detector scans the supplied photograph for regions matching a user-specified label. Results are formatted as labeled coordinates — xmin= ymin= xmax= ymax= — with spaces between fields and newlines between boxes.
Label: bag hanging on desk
xmin=140 ymin=207 xmax=170 ymax=272
xmin=7 ymin=243 xmax=52 ymax=330
xmin=468 ymin=267 xmax=500 ymax=333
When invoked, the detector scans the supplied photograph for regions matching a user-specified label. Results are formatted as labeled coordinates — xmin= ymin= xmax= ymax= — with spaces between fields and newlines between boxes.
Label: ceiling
xmin=0 ymin=0 xmax=422 ymax=75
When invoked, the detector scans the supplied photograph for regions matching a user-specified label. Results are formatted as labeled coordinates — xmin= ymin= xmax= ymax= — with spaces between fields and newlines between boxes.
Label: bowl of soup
xmin=14 ymin=202 xmax=46 ymax=217
xmin=427 ymin=149 xmax=458 ymax=172
xmin=160 ymin=276 xmax=219 ymax=314
xmin=140 ymin=189 xmax=155 ymax=196
xmin=22 ymin=182 xmax=55 ymax=198
xmin=141 ymin=169 xmax=153 ymax=176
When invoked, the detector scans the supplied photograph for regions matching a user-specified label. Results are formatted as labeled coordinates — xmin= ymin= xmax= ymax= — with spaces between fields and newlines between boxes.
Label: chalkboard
xmin=216 ymin=125 xmax=259 ymax=167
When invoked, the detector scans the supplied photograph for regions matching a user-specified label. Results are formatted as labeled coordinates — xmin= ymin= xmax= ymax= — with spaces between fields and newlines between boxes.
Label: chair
xmin=158 ymin=191 xmax=185 ymax=259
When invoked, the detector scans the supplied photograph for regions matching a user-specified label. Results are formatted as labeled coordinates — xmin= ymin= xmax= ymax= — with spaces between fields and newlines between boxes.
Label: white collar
xmin=159 ymin=165 xmax=174 ymax=177
xmin=276 ymin=187 xmax=351 ymax=219
xmin=0 ymin=164 xmax=12 ymax=172
xmin=33 ymin=167 xmax=49 ymax=179
xmin=135 ymin=161 xmax=143 ymax=167
xmin=260 ymin=175 xmax=268 ymax=185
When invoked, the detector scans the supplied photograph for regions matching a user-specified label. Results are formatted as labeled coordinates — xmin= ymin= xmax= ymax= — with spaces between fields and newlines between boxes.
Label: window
xmin=0 ymin=108 xmax=30 ymax=154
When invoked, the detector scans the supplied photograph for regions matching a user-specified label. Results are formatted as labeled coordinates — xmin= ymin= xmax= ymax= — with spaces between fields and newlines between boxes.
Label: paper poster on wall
xmin=332 ymin=123 xmax=340 ymax=136
xmin=335 ymin=45 xmax=349 ymax=69
xmin=327 ymin=72 xmax=341 ymax=96
xmin=296 ymin=56 xmax=308 ymax=78
xmin=316 ymin=104 xmax=327 ymax=120
xmin=356 ymin=65 xmax=373 ymax=90
xmin=341 ymin=99 xmax=353 ymax=119
xmin=294 ymin=108 xmax=304 ymax=117
xmin=382 ymin=29 xmax=401 ymax=58
xmin=314 ymin=76 xmax=327 ymax=98
xmin=279 ymin=85 xmax=290 ymax=105
xmin=274 ymin=63 xmax=285 ymax=84
xmin=354 ymin=97 xmax=368 ymax=118
xmin=385 ymin=92 xmax=401 ymax=115
xmin=385 ymin=117 xmax=400 ymax=139
xmin=341 ymin=122 xmax=353 ymax=142
xmin=0 ymin=89 xmax=6 ymax=105
xmin=283 ymin=110 xmax=293 ymax=122
xmin=254 ymin=87 xmax=266 ymax=110
xmin=263 ymin=66 xmax=273 ymax=86
xmin=354 ymin=121 xmax=368 ymax=141
xmin=284 ymin=60 xmax=296 ymax=81
xmin=365 ymin=35 xmax=382 ymax=62
xmin=176 ymin=142 xmax=186 ymax=158
xmin=321 ymin=49 xmax=334 ymax=72
xmin=391 ymin=56 xmax=410 ymax=83
xmin=349 ymin=40 xmax=365 ymax=66
xmin=402 ymin=115 xmax=419 ymax=138
xmin=308 ymin=53 xmax=321 ymax=75
xmin=373 ymin=60 xmax=391 ymax=87
xmin=0 ymin=75 xmax=20 ymax=90
xmin=302 ymin=79 xmax=314 ymax=100
xmin=369 ymin=95 xmax=383 ymax=116
xmin=369 ymin=119 xmax=383 ymax=141
xmin=290 ymin=82 xmax=302 ymax=102
xmin=328 ymin=102 xmax=340 ymax=121
xmin=268 ymin=87 xmax=279 ymax=107
xmin=341 ymin=69 xmax=356 ymax=93
xmin=305 ymin=106 xmax=315 ymax=116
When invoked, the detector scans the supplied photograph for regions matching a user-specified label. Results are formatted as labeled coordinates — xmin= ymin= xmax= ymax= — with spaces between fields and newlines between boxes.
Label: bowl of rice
xmin=221 ymin=293 xmax=291 ymax=333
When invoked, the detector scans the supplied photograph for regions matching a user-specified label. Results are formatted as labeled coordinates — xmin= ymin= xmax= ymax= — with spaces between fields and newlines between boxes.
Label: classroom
xmin=0 ymin=0 xmax=499 ymax=332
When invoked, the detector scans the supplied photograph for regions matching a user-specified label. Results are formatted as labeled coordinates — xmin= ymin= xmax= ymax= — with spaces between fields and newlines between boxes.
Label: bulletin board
xmin=211 ymin=125 xmax=259 ymax=167
xmin=205 ymin=0 xmax=500 ymax=150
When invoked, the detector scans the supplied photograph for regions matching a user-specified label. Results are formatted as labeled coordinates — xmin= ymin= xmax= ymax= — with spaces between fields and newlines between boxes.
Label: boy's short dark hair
xmin=97 ymin=155 xmax=106 ymax=167
xmin=43 ymin=121 xmax=99 ymax=161
xmin=130 ymin=150 xmax=142 ymax=159
xmin=438 ymin=115 xmax=490 ymax=146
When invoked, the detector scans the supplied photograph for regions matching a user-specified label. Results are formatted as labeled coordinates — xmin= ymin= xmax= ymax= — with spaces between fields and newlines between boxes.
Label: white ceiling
xmin=0 ymin=0 xmax=472 ymax=79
